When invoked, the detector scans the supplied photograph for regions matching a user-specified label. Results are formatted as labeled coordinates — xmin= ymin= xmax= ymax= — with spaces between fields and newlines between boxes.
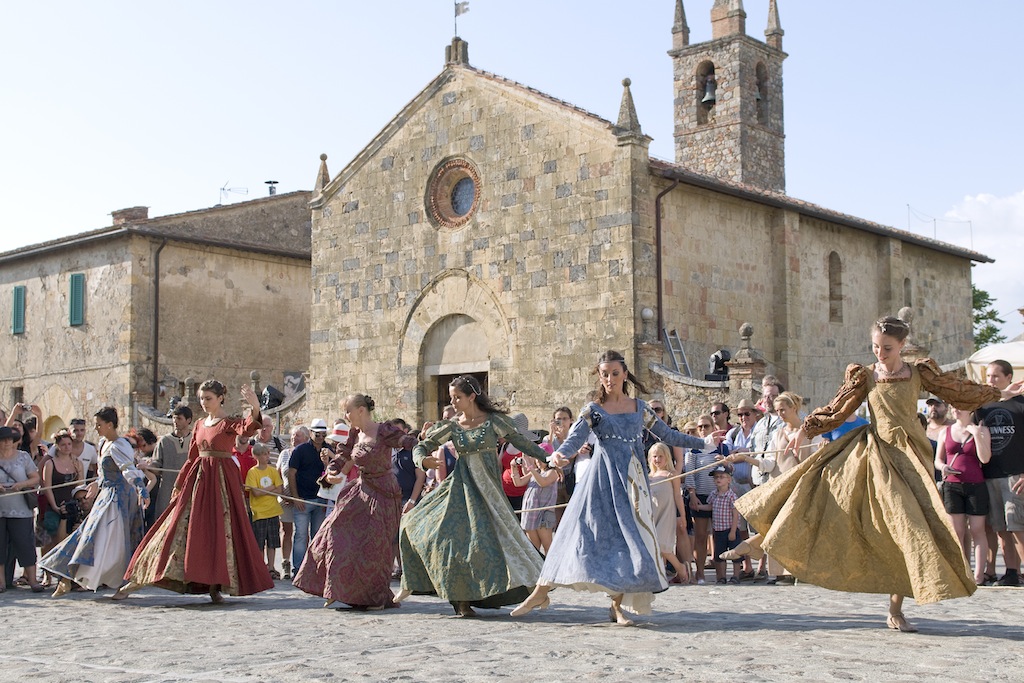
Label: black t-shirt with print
xmin=977 ymin=396 xmax=1024 ymax=478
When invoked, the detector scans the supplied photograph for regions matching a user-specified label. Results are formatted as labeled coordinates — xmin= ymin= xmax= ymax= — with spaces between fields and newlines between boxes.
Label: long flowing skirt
xmin=293 ymin=477 xmax=402 ymax=607
xmin=735 ymin=426 xmax=975 ymax=604
xmin=538 ymin=452 xmax=666 ymax=614
xmin=124 ymin=456 xmax=274 ymax=596
xmin=399 ymin=456 xmax=542 ymax=608
xmin=41 ymin=484 xmax=144 ymax=591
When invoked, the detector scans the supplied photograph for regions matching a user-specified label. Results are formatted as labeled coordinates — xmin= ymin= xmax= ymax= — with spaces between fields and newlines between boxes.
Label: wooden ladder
xmin=662 ymin=328 xmax=691 ymax=377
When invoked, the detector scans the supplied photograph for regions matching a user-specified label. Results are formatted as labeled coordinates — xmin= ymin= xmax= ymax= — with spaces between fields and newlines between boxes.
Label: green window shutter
xmin=12 ymin=286 xmax=26 ymax=334
xmin=69 ymin=273 xmax=85 ymax=326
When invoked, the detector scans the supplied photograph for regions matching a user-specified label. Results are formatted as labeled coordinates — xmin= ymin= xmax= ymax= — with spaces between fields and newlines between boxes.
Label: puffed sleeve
xmin=380 ymin=422 xmax=420 ymax=452
xmin=916 ymin=358 xmax=1000 ymax=410
xmin=491 ymin=413 xmax=550 ymax=462
xmin=109 ymin=438 xmax=149 ymax=501
xmin=802 ymin=364 xmax=871 ymax=439
xmin=233 ymin=411 xmax=262 ymax=438
xmin=412 ymin=420 xmax=455 ymax=469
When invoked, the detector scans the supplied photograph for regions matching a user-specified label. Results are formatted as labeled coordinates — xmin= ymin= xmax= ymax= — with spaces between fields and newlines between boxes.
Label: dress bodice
xmin=339 ymin=423 xmax=417 ymax=478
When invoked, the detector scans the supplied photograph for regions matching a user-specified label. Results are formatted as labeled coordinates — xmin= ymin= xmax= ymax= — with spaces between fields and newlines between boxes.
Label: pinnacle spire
xmin=314 ymin=153 xmax=330 ymax=195
xmin=616 ymin=78 xmax=642 ymax=136
xmin=672 ymin=0 xmax=689 ymax=48
xmin=765 ymin=0 xmax=784 ymax=50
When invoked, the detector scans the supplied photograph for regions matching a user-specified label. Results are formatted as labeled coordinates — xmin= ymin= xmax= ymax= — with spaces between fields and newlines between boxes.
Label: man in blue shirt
xmin=287 ymin=420 xmax=330 ymax=572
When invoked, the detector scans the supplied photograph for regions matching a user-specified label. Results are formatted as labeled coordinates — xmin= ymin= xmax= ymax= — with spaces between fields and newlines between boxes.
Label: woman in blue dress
xmin=511 ymin=350 xmax=717 ymax=625
xmin=42 ymin=406 xmax=148 ymax=596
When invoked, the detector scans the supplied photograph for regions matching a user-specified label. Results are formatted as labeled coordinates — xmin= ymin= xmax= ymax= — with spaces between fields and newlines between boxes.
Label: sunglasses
xmin=710 ymin=410 xmax=725 ymax=416
xmin=653 ymin=407 xmax=665 ymax=413
xmin=737 ymin=411 xmax=752 ymax=417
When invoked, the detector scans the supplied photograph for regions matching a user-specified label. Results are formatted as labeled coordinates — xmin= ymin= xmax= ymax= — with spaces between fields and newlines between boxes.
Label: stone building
xmin=0 ymin=192 xmax=312 ymax=435
xmin=307 ymin=0 xmax=990 ymax=427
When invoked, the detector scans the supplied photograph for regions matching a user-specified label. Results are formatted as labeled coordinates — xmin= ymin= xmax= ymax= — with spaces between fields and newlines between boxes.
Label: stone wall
xmin=309 ymin=66 xmax=644 ymax=428
xmin=655 ymin=180 xmax=976 ymax=409
xmin=0 ymin=241 xmax=135 ymax=429
xmin=131 ymin=239 xmax=311 ymax=415
xmin=0 ymin=194 xmax=313 ymax=430
xmin=671 ymin=36 xmax=786 ymax=192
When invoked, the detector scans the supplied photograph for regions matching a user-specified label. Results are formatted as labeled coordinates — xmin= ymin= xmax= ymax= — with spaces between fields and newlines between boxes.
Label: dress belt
xmin=199 ymin=450 xmax=232 ymax=459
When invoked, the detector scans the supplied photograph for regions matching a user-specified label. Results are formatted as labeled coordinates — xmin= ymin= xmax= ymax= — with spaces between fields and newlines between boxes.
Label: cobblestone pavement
xmin=2 ymin=578 xmax=1022 ymax=682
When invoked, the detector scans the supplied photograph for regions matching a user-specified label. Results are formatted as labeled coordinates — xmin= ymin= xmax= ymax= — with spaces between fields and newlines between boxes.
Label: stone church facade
xmin=308 ymin=1 xmax=988 ymax=425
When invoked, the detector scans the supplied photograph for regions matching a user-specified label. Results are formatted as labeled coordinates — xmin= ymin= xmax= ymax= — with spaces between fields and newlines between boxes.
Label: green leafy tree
xmin=973 ymin=284 xmax=1006 ymax=351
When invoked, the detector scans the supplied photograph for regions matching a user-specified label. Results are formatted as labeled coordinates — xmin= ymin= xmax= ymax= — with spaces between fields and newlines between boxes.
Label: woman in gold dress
xmin=728 ymin=316 xmax=1023 ymax=632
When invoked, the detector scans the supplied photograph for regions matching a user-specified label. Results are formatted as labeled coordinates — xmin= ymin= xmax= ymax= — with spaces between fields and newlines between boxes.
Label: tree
xmin=973 ymin=284 xmax=1006 ymax=351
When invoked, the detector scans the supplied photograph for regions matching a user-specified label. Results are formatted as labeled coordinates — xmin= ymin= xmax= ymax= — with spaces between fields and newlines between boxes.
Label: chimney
xmin=111 ymin=207 xmax=149 ymax=225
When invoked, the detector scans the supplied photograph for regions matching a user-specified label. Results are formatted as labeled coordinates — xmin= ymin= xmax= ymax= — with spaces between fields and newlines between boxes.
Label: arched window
xmin=828 ymin=251 xmax=842 ymax=323
xmin=903 ymin=277 xmax=912 ymax=308
xmin=696 ymin=61 xmax=716 ymax=125
xmin=755 ymin=62 xmax=768 ymax=124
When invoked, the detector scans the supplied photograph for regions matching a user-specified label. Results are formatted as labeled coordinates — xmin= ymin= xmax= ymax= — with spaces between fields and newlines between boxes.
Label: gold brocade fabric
xmin=736 ymin=359 xmax=999 ymax=604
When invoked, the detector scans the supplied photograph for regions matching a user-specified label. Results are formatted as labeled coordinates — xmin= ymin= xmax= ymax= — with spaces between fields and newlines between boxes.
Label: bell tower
xmin=670 ymin=0 xmax=787 ymax=192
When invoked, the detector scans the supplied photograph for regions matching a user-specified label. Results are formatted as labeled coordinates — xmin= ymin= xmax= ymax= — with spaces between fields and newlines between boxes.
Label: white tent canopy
xmin=964 ymin=342 xmax=1024 ymax=383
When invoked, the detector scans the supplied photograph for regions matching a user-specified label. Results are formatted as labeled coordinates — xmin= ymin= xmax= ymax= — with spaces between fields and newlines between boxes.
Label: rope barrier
xmin=0 ymin=475 xmax=98 ymax=500
xmin=514 ymin=441 xmax=822 ymax=515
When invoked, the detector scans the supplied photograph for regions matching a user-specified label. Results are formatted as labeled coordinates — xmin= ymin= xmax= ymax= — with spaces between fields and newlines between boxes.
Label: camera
xmin=63 ymin=498 xmax=82 ymax=529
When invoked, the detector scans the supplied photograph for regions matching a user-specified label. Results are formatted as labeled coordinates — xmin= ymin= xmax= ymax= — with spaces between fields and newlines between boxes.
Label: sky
xmin=2 ymin=0 xmax=1022 ymax=341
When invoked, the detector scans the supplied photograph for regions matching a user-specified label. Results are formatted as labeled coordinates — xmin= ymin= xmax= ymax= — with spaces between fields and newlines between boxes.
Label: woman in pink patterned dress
xmin=293 ymin=394 xmax=418 ymax=609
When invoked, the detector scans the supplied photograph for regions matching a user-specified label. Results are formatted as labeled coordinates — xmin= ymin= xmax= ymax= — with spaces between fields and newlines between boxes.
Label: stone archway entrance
xmin=397 ymin=270 xmax=512 ymax=423
xmin=422 ymin=314 xmax=490 ymax=419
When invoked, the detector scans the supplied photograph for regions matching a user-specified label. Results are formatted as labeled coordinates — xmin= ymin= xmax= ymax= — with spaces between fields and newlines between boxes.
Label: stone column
xmin=726 ymin=322 xmax=767 ymax=404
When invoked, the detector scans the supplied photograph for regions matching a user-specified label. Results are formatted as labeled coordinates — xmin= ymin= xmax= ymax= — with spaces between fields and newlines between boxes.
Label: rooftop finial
xmin=672 ymin=0 xmax=690 ymax=48
xmin=314 ymin=153 xmax=330 ymax=195
xmin=445 ymin=36 xmax=470 ymax=65
xmin=616 ymin=78 xmax=643 ymax=136
xmin=765 ymin=0 xmax=784 ymax=50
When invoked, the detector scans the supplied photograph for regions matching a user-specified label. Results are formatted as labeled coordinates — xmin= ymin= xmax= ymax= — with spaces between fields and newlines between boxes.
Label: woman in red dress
xmin=114 ymin=381 xmax=274 ymax=603
xmin=293 ymin=394 xmax=419 ymax=609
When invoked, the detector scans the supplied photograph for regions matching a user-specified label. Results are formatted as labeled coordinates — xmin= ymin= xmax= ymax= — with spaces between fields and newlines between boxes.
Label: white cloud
xmin=934 ymin=190 xmax=1024 ymax=341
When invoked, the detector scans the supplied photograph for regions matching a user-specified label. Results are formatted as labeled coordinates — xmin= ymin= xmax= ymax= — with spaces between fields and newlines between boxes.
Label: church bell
xmin=701 ymin=76 xmax=717 ymax=104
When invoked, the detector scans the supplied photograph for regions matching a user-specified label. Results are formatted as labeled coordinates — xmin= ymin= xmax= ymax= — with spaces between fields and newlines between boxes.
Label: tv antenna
xmin=218 ymin=181 xmax=249 ymax=205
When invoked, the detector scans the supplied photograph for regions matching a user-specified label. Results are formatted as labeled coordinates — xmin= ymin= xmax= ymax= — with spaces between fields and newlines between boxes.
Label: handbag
xmin=0 ymin=458 xmax=37 ymax=510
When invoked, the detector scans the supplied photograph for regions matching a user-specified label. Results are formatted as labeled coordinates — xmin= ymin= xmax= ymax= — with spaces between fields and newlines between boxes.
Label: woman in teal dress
xmin=394 ymin=376 xmax=549 ymax=617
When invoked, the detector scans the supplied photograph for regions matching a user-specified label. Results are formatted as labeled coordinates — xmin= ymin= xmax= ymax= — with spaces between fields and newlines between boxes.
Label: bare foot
xmin=886 ymin=613 xmax=918 ymax=633
xmin=609 ymin=595 xmax=635 ymax=626
xmin=510 ymin=593 xmax=550 ymax=617
xmin=452 ymin=601 xmax=478 ymax=617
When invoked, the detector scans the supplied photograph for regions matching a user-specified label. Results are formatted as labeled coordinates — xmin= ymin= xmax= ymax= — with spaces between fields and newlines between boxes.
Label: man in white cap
xmin=309 ymin=418 xmax=331 ymax=456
